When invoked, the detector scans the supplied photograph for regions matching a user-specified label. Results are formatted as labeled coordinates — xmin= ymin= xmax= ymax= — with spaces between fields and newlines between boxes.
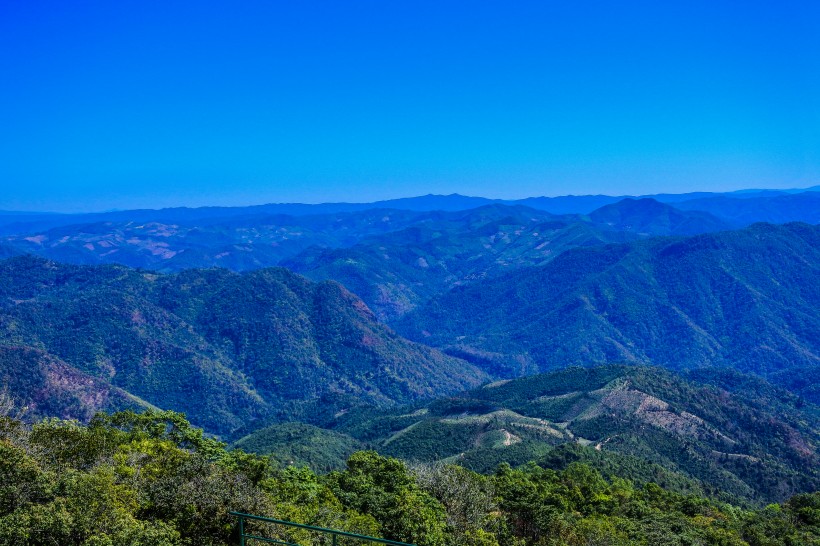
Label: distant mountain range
xmin=2 ymin=202 xmax=818 ymax=421
xmin=1 ymin=189 xmax=816 ymax=283
xmin=2 ymin=208 xmax=447 ymax=272
xmin=0 ymin=256 xmax=486 ymax=434
xmin=3 ymin=185 xmax=818 ymax=228
xmin=395 ymin=222 xmax=820 ymax=403
xmin=283 ymin=206 xmax=628 ymax=320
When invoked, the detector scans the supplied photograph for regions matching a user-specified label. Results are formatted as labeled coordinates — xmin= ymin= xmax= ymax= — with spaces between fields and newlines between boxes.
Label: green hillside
xmin=327 ymin=366 xmax=820 ymax=506
xmin=0 ymin=256 xmax=487 ymax=435
xmin=396 ymin=222 xmax=820 ymax=398
xmin=233 ymin=422 xmax=366 ymax=472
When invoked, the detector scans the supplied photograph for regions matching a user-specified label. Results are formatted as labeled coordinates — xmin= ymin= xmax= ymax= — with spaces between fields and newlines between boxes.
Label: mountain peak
xmin=588 ymin=197 xmax=731 ymax=235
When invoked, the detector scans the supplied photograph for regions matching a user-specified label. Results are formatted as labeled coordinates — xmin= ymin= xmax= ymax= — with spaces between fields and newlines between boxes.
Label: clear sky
xmin=1 ymin=1 xmax=819 ymax=212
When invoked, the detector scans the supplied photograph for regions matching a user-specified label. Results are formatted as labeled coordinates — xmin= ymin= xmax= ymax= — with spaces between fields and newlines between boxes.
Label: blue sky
xmin=1 ymin=1 xmax=819 ymax=212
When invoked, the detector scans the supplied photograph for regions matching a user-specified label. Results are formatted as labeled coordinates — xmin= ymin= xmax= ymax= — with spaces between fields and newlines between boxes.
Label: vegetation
xmin=2 ymin=409 xmax=819 ymax=545
xmin=0 ymin=256 xmax=486 ymax=435
xmin=1 ymin=200 xmax=819 ymax=544
xmin=233 ymin=422 xmax=365 ymax=472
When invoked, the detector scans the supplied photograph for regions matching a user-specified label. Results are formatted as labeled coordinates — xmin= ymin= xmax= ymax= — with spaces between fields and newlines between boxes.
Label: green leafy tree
xmin=329 ymin=451 xmax=449 ymax=546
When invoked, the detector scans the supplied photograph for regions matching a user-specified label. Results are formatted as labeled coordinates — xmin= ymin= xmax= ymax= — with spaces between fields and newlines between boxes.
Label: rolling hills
xmin=245 ymin=365 xmax=820 ymax=506
xmin=1 ymin=208 xmax=449 ymax=272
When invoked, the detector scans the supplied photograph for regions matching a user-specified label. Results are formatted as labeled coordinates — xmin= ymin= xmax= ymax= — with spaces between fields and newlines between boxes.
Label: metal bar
xmin=242 ymin=533 xmax=300 ymax=545
xmin=230 ymin=512 xmax=416 ymax=546
xmin=240 ymin=515 xmax=245 ymax=546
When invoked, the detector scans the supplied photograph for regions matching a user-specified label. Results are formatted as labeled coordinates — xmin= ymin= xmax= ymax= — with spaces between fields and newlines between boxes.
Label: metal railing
xmin=231 ymin=512 xmax=416 ymax=546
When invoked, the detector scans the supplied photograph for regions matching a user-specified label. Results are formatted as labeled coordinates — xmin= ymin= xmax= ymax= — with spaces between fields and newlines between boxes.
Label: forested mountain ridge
xmin=0 ymin=255 xmax=487 ymax=435
xmin=396 ymin=222 xmax=820 ymax=398
xmin=4 ymin=200 xmax=722 ymax=322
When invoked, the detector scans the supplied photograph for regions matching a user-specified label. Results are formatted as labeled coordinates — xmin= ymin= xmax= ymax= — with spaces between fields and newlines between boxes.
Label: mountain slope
xmin=329 ymin=366 xmax=820 ymax=505
xmin=0 ymin=256 xmax=487 ymax=434
xmin=395 ymin=222 xmax=820 ymax=398
xmin=0 ymin=346 xmax=152 ymax=421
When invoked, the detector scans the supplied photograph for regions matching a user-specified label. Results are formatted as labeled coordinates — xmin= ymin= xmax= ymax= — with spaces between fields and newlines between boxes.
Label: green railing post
xmin=239 ymin=514 xmax=245 ymax=546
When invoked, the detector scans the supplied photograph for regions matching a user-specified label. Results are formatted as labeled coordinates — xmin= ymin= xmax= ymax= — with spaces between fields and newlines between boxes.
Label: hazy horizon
xmin=2 ymin=182 xmax=819 ymax=215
